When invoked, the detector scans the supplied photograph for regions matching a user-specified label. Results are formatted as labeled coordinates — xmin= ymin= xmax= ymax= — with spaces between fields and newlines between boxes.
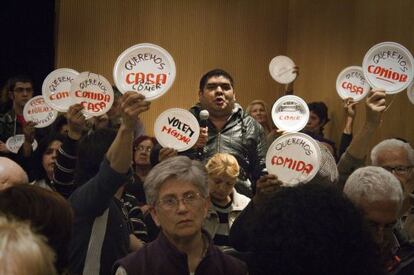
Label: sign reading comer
xmin=265 ymin=132 xmax=321 ymax=186
xmin=113 ymin=43 xmax=176 ymax=101
xmin=154 ymin=108 xmax=200 ymax=152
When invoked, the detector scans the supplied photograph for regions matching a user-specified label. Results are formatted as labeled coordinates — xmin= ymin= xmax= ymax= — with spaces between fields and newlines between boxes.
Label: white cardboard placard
xmin=23 ymin=95 xmax=58 ymax=128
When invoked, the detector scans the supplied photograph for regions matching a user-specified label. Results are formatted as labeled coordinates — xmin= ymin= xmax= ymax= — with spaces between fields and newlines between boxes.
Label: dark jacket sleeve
xmin=338 ymin=133 xmax=353 ymax=159
xmin=69 ymin=158 xmax=131 ymax=218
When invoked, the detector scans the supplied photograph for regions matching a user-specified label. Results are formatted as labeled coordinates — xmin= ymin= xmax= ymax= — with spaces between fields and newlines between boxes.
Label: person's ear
xmin=149 ymin=206 xmax=161 ymax=227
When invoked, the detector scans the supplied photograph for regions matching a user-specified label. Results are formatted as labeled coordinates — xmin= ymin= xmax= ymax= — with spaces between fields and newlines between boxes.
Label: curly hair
xmin=249 ymin=183 xmax=384 ymax=275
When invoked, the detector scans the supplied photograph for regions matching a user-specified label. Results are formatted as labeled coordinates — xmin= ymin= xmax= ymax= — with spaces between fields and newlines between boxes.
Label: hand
xmin=343 ymin=98 xmax=357 ymax=118
xmin=22 ymin=121 xmax=37 ymax=143
xmin=67 ymin=104 xmax=86 ymax=140
xmin=193 ymin=127 xmax=208 ymax=149
xmin=119 ymin=92 xmax=150 ymax=130
xmin=253 ymin=174 xmax=283 ymax=204
xmin=0 ymin=140 xmax=10 ymax=153
xmin=284 ymin=66 xmax=299 ymax=95
xmin=365 ymin=89 xmax=386 ymax=126
xmin=159 ymin=147 xmax=178 ymax=162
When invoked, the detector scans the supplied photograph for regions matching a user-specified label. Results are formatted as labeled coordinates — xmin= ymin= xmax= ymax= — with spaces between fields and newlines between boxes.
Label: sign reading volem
xmin=154 ymin=108 xmax=200 ymax=152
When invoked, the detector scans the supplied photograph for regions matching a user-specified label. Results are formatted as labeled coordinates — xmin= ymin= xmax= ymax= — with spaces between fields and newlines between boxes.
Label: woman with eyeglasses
xmin=124 ymin=135 xmax=157 ymax=205
xmin=114 ymin=156 xmax=247 ymax=275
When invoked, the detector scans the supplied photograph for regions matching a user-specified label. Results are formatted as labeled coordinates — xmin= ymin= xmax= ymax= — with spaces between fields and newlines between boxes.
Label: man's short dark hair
xmin=6 ymin=75 xmax=34 ymax=92
xmin=199 ymin=69 xmax=234 ymax=91
xmin=249 ymin=183 xmax=384 ymax=275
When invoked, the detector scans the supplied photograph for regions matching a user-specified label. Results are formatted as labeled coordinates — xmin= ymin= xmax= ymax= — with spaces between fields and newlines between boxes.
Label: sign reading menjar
xmin=363 ymin=42 xmax=414 ymax=94
xmin=265 ymin=132 xmax=321 ymax=186
xmin=42 ymin=68 xmax=79 ymax=112
xmin=70 ymin=72 xmax=114 ymax=117
xmin=23 ymin=96 xmax=58 ymax=128
xmin=113 ymin=43 xmax=176 ymax=101
xmin=154 ymin=108 xmax=200 ymax=152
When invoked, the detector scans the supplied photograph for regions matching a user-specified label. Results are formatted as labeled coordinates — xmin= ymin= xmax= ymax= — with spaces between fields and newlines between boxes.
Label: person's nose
xmin=375 ymin=227 xmax=385 ymax=244
xmin=176 ymin=198 xmax=190 ymax=213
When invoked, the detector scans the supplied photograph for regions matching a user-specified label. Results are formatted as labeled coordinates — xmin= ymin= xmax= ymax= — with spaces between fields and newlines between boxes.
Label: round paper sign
xmin=154 ymin=108 xmax=200 ymax=152
xmin=362 ymin=42 xmax=414 ymax=94
xmin=70 ymin=72 xmax=114 ymax=117
xmin=23 ymin=96 xmax=58 ymax=128
xmin=408 ymin=81 xmax=414 ymax=105
xmin=42 ymin=68 xmax=79 ymax=112
xmin=269 ymin=55 xmax=297 ymax=84
xmin=113 ymin=43 xmax=176 ymax=100
xmin=271 ymin=95 xmax=309 ymax=132
xmin=5 ymin=135 xmax=38 ymax=154
xmin=336 ymin=66 xmax=370 ymax=101
xmin=265 ymin=132 xmax=321 ymax=186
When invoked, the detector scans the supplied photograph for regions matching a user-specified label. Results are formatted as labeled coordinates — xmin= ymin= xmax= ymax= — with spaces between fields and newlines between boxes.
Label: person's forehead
xmin=139 ymin=139 xmax=154 ymax=146
xmin=159 ymin=178 xmax=199 ymax=197
xmin=14 ymin=82 xmax=32 ymax=88
xmin=377 ymin=148 xmax=409 ymax=166
xmin=206 ymin=75 xmax=231 ymax=84
xmin=360 ymin=198 xmax=399 ymax=223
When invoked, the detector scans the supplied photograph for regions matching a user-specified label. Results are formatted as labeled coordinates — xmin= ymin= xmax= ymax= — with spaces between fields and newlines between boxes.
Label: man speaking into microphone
xmin=152 ymin=69 xmax=267 ymax=197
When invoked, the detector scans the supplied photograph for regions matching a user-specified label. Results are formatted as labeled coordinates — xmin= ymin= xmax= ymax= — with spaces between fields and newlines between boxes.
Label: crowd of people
xmin=0 ymin=69 xmax=413 ymax=275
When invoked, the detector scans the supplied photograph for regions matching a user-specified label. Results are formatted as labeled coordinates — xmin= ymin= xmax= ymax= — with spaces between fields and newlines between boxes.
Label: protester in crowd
xmin=114 ymin=155 xmax=247 ymax=275
xmin=0 ymin=156 xmax=28 ymax=190
xmin=203 ymin=153 xmax=250 ymax=248
xmin=0 ymin=184 xmax=73 ymax=274
xmin=338 ymin=98 xmax=358 ymax=158
xmin=246 ymin=100 xmax=274 ymax=135
xmin=152 ymin=69 xmax=267 ymax=197
xmin=248 ymin=182 xmax=384 ymax=275
xmin=67 ymin=92 xmax=150 ymax=275
xmin=229 ymin=139 xmax=339 ymax=252
xmin=0 ymin=217 xmax=58 ymax=275
xmin=49 ymin=114 xmax=70 ymax=136
xmin=125 ymin=135 xmax=157 ymax=205
xmin=0 ymin=76 xmax=34 ymax=157
xmin=370 ymin=139 xmax=414 ymax=239
xmin=344 ymin=166 xmax=414 ymax=274
xmin=303 ymin=101 xmax=337 ymax=160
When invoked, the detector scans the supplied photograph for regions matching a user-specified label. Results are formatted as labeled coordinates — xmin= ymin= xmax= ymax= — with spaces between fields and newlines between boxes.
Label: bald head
xmin=0 ymin=157 xmax=28 ymax=190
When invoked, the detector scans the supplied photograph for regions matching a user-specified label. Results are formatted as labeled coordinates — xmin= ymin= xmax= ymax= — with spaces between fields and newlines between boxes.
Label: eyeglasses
xmin=157 ymin=192 xmax=204 ymax=211
xmin=205 ymin=83 xmax=232 ymax=91
xmin=366 ymin=220 xmax=397 ymax=232
xmin=13 ymin=87 xmax=33 ymax=93
xmin=382 ymin=166 xmax=413 ymax=176
xmin=135 ymin=145 xmax=152 ymax=153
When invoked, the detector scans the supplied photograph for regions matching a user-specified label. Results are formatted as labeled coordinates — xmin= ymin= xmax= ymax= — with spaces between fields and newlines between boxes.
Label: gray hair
xmin=371 ymin=139 xmax=414 ymax=166
xmin=144 ymin=156 xmax=208 ymax=205
xmin=343 ymin=166 xmax=403 ymax=209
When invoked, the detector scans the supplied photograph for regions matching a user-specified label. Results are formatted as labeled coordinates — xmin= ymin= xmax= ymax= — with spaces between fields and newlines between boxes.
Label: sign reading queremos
xmin=70 ymin=72 xmax=114 ymax=117
xmin=271 ymin=95 xmax=309 ymax=132
xmin=23 ymin=96 xmax=58 ymax=128
xmin=336 ymin=66 xmax=370 ymax=101
xmin=113 ymin=43 xmax=176 ymax=100
xmin=42 ymin=68 xmax=79 ymax=112
xmin=265 ymin=132 xmax=321 ymax=186
xmin=362 ymin=42 xmax=414 ymax=94
xmin=154 ymin=108 xmax=200 ymax=152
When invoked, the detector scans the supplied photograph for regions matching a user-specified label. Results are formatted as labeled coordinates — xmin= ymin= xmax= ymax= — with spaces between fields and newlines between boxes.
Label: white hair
xmin=344 ymin=166 xmax=403 ymax=209
xmin=371 ymin=139 xmax=414 ymax=166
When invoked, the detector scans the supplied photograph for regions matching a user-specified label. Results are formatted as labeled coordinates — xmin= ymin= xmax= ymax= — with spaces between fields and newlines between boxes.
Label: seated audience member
xmin=0 ymin=184 xmax=73 ymax=274
xmin=0 ymin=156 xmax=28 ymax=190
xmin=68 ymin=92 xmax=150 ymax=275
xmin=344 ymin=166 xmax=414 ymax=274
xmin=114 ymin=156 xmax=247 ymax=275
xmin=338 ymin=98 xmax=357 ymax=158
xmin=0 ymin=217 xmax=57 ymax=275
xmin=248 ymin=182 xmax=384 ymax=275
xmin=246 ymin=100 xmax=274 ymax=135
xmin=303 ymin=101 xmax=337 ymax=160
xmin=0 ymin=76 xmax=34 ymax=157
xmin=125 ymin=135 xmax=158 ymax=205
xmin=203 ymin=153 xmax=250 ymax=248
xmin=229 ymin=140 xmax=338 ymax=252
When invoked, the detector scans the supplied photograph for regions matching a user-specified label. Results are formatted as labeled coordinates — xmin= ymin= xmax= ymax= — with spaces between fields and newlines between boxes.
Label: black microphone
xmin=199 ymin=110 xmax=209 ymax=128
